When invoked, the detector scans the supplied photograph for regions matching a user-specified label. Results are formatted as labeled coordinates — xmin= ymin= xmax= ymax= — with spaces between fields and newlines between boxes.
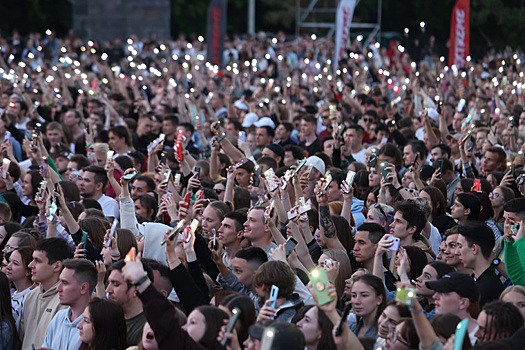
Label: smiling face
xmin=377 ymin=304 xmax=402 ymax=339
xmin=444 ymin=234 xmax=462 ymax=267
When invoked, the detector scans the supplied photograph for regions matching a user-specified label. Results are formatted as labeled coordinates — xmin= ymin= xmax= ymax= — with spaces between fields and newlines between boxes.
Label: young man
xmin=20 ymin=238 xmax=74 ymax=349
xmin=218 ymin=211 xmax=246 ymax=269
xmin=435 ymin=157 xmax=459 ymax=207
xmin=480 ymin=146 xmax=506 ymax=177
xmin=42 ymin=259 xmax=98 ymax=350
xmin=442 ymin=227 xmax=472 ymax=274
xmin=426 ymin=272 xmax=480 ymax=346
xmin=253 ymin=260 xmax=303 ymax=322
xmin=130 ymin=175 xmax=156 ymax=200
xmin=342 ymin=124 xmax=366 ymax=163
xmin=254 ymin=126 xmax=274 ymax=156
xmin=79 ymin=165 xmax=119 ymax=219
xmin=389 ymin=201 xmax=436 ymax=272
xmin=243 ymin=207 xmax=277 ymax=254
xmin=455 ymin=222 xmax=504 ymax=307
xmin=353 ymin=223 xmax=387 ymax=272
xmin=299 ymin=115 xmax=320 ymax=156
xmin=474 ymin=301 xmax=524 ymax=343
xmin=106 ymin=260 xmax=154 ymax=346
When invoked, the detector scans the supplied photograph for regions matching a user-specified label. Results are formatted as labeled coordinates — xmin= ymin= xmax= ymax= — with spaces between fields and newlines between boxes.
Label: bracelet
xmin=168 ymin=260 xmax=179 ymax=266
xmin=396 ymin=185 xmax=404 ymax=191
xmin=409 ymin=307 xmax=423 ymax=314
xmin=133 ymin=275 xmax=148 ymax=286
xmin=85 ymin=143 xmax=93 ymax=150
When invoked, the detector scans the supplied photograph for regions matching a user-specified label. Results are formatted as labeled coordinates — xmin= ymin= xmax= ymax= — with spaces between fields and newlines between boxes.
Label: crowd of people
xmin=0 ymin=26 xmax=523 ymax=350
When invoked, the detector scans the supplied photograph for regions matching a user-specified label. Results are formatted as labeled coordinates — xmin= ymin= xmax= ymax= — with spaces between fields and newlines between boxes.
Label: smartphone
xmin=509 ymin=221 xmax=519 ymax=236
xmin=2 ymin=158 xmax=10 ymax=178
xmin=395 ymin=286 xmax=416 ymax=307
xmin=268 ymin=285 xmax=279 ymax=309
xmin=81 ymin=231 xmax=88 ymax=247
xmin=47 ymin=201 xmax=58 ymax=222
xmin=122 ymin=171 xmax=139 ymax=181
xmin=220 ymin=307 xmax=242 ymax=346
xmin=228 ymin=158 xmax=250 ymax=172
xmin=294 ymin=158 xmax=308 ymax=174
xmin=213 ymin=120 xmax=221 ymax=132
xmin=342 ymin=170 xmax=356 ymax=193
xmin=388 ymin=235 xmax=400 ymax=251
xmin=264 ymin=168 xmax=279 ymax=192
xmin=106 ymin=150 xmax=114 ymax=163
xmin=309 ymin=268 xmax=334 ymax=305
xmin=453 ymin=319 xmax=469 ymax=350
xmin=367 ymin=153 xmax=378 ymax=167
xmin=320 ymin=173 xmax=333 ymax=192
xmin=471 ymin=179 xmax=481 ymax=192
xmin=194 ymin=167 xmax=201 ymax=180
xmin=107 ymin=219 xmax=119 ymax=248
xmin=174 ymin=173 xmax=181 ymax=186
xmin=334 ymin=301 xmax=352 ymax=336
xmin=161 ymin=219 xmax=186 ymax=245
xmin=238 ymin=131 xmax=246 ymax=142
xmin=379 ymin=162 xmax=392 ymax=183
xmin=212 ymin=229 xmax=219 ymax=250
xmin=284 ymin=236 xmax=298 ymax=257
xmin=162 ymin=169 xmax=172 ymax=184
xmin=260 ymin=326 xmax=276 ymax=350
xmin=252 ymin=165 xmax=262 ymax=187
xmin=436 ymin=159 xmax=444 ymax=175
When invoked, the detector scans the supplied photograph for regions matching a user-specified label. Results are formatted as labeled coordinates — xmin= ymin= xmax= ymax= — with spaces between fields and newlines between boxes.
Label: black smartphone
xmin=334 ymin=301 xmax=352 ymax=336
xmin=252 ymin=165 xmax=262 ymax=187
xmin=220 ymin=307 xmax=241 ymax=346
xmin=194 ymin=167 xmax=201 ymax=181
xmin=436 ymin=159 xmax=444 ymax=176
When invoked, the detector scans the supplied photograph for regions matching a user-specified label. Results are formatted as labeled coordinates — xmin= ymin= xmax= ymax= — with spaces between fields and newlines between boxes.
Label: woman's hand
xmin=74 ymin=242 xmax=87 ymax=259
xmin=95 ymin=260 xmax=106 ymax=282
xmin=324 ymin=259 xmax=340 ymax=285
xmin=187 ymin=172 xmax=201 ymax=192
xmin=268 ymin=244 xmax=287 ymax=263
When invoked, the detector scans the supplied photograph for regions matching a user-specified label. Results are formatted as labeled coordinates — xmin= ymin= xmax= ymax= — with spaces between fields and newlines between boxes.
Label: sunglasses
xmin=363 ymin=118 xmax=374 ymax=123
xmin=321 ymin=115 xmax=330 ymax=119
xmin=215 ymin=188 xmax=225 ymax=194
xmin=373 ymin=203 xmax=388 ymax=221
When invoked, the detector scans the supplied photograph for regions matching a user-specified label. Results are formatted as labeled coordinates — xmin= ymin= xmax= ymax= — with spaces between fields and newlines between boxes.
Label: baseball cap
xmin=305 ymin=155 xmax=325 ymax=174
xmin=248 ymin=322 xmax=305 ymax=350
xmin=254 ymin=117 xmax=276 ymax=129
xmin=242 ymin=113 xmax=259 ymax=128
xmin=446 ymin=133 xmax=462 ymax=142
xmin=426 ymin=272 xmax=480 ymax=303
xmin=233 ymin=100 xmax=248 ymax=111
xmin=265 ymin=144 xmax=284 ymax=159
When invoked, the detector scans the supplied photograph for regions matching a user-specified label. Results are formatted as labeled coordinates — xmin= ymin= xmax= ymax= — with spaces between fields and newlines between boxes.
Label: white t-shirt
xmin=352 ymin=148 xmax=367 ymax=164
xmin=97 ymin=194 xmax=120 ymax=219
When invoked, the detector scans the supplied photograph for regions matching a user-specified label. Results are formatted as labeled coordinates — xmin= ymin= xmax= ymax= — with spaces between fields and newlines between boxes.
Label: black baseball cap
xmin=248 ymin=321 xmax=305 ymax=350
xmin=426 ymin=272 xmax=480 ymax=303
xmin=265 ymin=144 xmax=285 ymax=159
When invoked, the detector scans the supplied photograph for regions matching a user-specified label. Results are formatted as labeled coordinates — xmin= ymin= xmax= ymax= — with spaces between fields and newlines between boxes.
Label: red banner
xmin=448 ymin=0 xmax=470 ymax=68
xmin=207 ymin=0 xmax=227 ymax=68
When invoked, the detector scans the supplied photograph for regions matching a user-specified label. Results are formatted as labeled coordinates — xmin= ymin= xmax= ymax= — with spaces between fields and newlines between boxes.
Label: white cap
xmin=306 ymin=155 xmax=325 ymax=174
xmin=253 ymin=117 xmax=276 ymax=128
xmin=242 ymin=113 xmax=259 ymax=128
xmin=233 ymin=100 xmax=248 ymax=111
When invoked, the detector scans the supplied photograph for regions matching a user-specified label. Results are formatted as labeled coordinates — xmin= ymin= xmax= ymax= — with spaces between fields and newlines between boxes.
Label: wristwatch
xmin=133 ymin=274 xmax=148 ymax=286
xmin=492 ymin=258 xmax=500 ymax=266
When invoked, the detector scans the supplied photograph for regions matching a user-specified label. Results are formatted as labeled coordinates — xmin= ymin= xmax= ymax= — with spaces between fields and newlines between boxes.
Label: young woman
xmin=376 ymin=301 xmax=410 ymax=346
xmin=500 ymin=285 xmax=525 ymax=320
xmin=77 ymin=298 xmax=127 ymax=350
xmin=134 ymin=194 xmax=158 ymax=222
xmin=0 ymin=271 xmax=21 ymax=349
xmin=100 ymin=228 xmax=138 ymax=266
xmin=317 ymin=249 xmax=352 ymax=301
xmin=414 ymin=261 xmax=455 ymax=315
xmin=453 ymin=179 xmax=474 ymax=201
xmin=490 ymin=186 xmax=515 ymax=232
xmin=292 ymin=305 xmax=336 ymax=350
xmin=450 ymin=193 xmax=481 ymax=224
xmin=384 ymin=318 xmax=419 ymax=350
xmin=0 ymin=222 xmax=23 ymax=253
xmin=419 ymin=186 xmax=457 ymax=234
xmin=201 ymin=201 xmax=231 ymax=237
xmin=349 ymin=274 xmax=386 ymax=337
xmin=365 ymin=203 xmax=394 ymax=233
xmin=6 ymin=247 xmax=33 ymax=329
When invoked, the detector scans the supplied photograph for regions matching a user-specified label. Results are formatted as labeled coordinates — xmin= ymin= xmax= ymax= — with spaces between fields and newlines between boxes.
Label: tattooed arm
xmin=319 ymin=205 xmax=337 ymax=238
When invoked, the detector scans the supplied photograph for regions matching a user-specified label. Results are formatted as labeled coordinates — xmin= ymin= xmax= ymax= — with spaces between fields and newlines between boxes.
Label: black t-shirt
xmin=475 ymin=265 xmax=504 ymax=308
xmin=299 ymin=138 xmax=321 ymax=157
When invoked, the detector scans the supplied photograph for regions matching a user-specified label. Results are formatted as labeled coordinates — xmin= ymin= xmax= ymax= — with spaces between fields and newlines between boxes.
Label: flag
xmin=334 ymin=0 xmax=357 ymax=72
xmin=206 ymin=0 xmax=227 ymax=68
xmin=448 ymin=0 xmax=470 ymax=68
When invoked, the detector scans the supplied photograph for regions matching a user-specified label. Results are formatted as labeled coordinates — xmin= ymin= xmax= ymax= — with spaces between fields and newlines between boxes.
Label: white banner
xmin=334 ymin=0 xmax=356 ymax=72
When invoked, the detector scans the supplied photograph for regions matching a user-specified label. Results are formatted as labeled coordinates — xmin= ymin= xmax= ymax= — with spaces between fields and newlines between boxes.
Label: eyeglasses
xmin=3 ymin=244 xmax=16 ymax=253
xmin=489 ymin=192 xmax=504 ymax=200
xmin=363 ymin=118 xmax=374 ymax=123
xmin=215 ymin=188 xmax=225 ymax=194
xmin=373 ymin=203 xmax=388 ymax=221
xmin=321 ymin=115 xmax=330 ymax=119
xmin=388 ymin=329 xmax=411 ymax=348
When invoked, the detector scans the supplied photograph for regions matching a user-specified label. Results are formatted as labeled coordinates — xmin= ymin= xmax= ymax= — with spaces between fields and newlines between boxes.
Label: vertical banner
xmin=207 ymin=0 xmax=227 ymax=68
xmin=448 ymin=0 xmax=470 ymax=68
xmin=334 ymin=0 xmax=356 ymax=72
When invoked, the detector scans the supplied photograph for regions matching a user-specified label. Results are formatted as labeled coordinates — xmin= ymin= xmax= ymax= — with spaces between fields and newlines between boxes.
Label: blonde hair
xmin=500 ymin=285 xmax=525 ymax=301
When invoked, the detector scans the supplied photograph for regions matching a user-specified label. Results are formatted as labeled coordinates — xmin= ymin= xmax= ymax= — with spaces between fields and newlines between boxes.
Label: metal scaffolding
xmin=296 ymin=0 xmax=382 ymax=46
